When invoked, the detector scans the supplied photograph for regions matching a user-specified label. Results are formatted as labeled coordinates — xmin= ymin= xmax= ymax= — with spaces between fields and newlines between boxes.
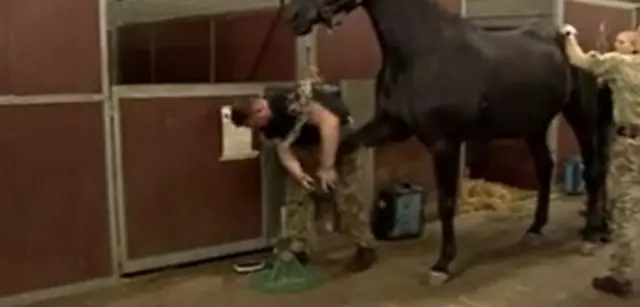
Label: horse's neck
xmin=363 ymin=0 xmax=464 ymax=58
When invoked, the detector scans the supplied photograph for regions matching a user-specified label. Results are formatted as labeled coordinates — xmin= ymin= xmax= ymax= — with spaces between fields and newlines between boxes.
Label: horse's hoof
xmin=579 ymin=242 xmax=600 ymax=256
xmin=428 ymin=270 xmax=450 ymax=286
xmin=521 ymin=233 xmax=545 ymax=247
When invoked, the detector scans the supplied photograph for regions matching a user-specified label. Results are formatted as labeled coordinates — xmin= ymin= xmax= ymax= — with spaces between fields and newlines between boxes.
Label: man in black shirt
xmin=230 ymin=86 xmax=377 ymax=272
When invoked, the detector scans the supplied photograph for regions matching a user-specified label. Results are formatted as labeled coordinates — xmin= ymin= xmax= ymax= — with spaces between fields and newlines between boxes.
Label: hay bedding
xmin=458 ymin=179 xmax=537 ymax=214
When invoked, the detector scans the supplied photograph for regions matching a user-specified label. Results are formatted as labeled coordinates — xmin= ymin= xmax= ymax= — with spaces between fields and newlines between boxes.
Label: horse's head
xmin=285 ymin=0 xmax=362 ymax=35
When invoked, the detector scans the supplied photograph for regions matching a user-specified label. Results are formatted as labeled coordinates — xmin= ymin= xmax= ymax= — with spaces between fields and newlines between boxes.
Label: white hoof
xmin=428 ymin=270 xmax=450 ymax=286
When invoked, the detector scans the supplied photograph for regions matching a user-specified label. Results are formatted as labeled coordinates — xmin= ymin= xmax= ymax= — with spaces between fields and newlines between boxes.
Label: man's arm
xmin=275 ymin=139 xmax=304 ymax=177
xmin=564 ymin=33 xmax=590 ymax=69
xmin=307 ymin=101 xmax=341 ymax=169
xmin=562 ymin=24 xmax=624 ymax=77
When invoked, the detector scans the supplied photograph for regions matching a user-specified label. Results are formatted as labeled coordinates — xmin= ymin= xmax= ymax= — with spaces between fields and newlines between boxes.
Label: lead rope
xmin=283 ymin=36 xmax=321 ymax=145
xmin=596 ymin=21 xmax=609 ymax=52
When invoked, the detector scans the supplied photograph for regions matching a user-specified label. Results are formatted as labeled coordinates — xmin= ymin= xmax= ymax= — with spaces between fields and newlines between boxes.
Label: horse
xmin=284 ymin=0 xmax=612 ymax=284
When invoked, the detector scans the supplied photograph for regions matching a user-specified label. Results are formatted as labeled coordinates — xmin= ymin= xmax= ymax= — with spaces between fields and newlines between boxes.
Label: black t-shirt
xmin=260 ymin=85 xmax=351 ymax=147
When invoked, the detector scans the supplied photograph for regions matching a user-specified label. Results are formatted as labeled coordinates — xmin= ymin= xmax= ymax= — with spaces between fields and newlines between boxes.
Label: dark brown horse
xmin=284 ymin=0 xmax=611 ymax=284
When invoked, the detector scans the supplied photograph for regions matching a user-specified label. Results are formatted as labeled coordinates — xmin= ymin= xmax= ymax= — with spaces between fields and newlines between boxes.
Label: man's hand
xmin=562 ymin=24 xmax=578 ymax=37
xmin=293 ymin=171 xmax=315 ymax=190
xmin=316 ymin=167 xmax=338 ymax=192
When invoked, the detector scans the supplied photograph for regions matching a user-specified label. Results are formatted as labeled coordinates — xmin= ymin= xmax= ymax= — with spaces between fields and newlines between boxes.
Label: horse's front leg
xmin=425 ymin=139 xmax=461 ymax=285
xmin=521 ymin=131 xmax=553 ymax=246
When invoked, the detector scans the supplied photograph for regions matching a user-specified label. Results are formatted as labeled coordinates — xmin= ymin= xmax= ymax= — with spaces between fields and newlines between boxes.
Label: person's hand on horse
xmin=293 ymin=171 xmax=316 ymax=190
xmin=316 ymin=166 xmax=338 ymax=192
xmin=562 ymin=24 xmax=578 ymax=37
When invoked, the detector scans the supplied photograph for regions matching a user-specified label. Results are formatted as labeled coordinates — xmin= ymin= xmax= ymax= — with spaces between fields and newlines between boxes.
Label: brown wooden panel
xmin=0 ymin=103 xmax=111 ymax=296
xmin=375 ymin=139 xmax=433 ymax=191
xmin=317 ymin=8 xmax=381 ymax=83
xmin=120 ymin=97 xmax=262 ymax=259
xmin=0 ymin=0 xmax=8 ymax=94
xmin=118 ymin=24 xmax=153 ymax=84
xmin=470 ymin=140 xmax=537 ymax=189
xmin=214 ymin=8 xmax=296 ymax=82
xmin=8 ymin=0 xmax=101 ymax=94
xmin=154 ymin=18 xmax=212 ymax=83
xmin=439 ymin=0 xmax=462 ymax=14
xmin=565 ymin=1 xmax=634 ymax=51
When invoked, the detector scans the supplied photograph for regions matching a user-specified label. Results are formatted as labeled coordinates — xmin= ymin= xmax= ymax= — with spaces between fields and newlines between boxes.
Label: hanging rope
xmin=283 ymin=36 xmax=321 ymax=145
xmin=246 ymin=0 xmax=285 ymax=80
xmin=596 ymin=21 xmax=609 ymax=52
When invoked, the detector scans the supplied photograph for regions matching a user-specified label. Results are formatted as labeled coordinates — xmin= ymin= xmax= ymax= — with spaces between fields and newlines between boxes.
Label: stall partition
xmin=110 ymin=84 xmax=282 ymax=274
xmin=0 ymin=0 xmax=116 ymax=304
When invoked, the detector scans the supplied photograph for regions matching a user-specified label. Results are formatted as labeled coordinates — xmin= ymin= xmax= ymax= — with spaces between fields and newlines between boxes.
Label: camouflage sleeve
xmin=584 ymin=51 xmax=626 ymax=79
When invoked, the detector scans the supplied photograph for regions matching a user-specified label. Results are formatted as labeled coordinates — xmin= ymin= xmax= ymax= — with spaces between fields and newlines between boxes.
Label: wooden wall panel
xmin=0 ymin=0 xmax=8 ymax=95
xmin=375 ymin=140 xmax=433 ymax=191
xmin=0 ymin=103 xmax=111 ymax=296
xmin=153 ymin=18 xmax=212 ymax=83
xmin=214 ymin=8 xmax=296 ymax=82
xmin=316 ymin=8 xmax=380 ymax=83
xmin=440 ymin=0 xmax=463 ymax=14
xmin=118 ymin=24 xmax=153 ymax=84
xmin=119 ymin=97 xmax=262 ymax=259
xmin=470 ymin=141 xmax=537 ymax=189
xmin=118 ymin=18 xmax=213 ymax=84
xmin=8 ymin=0 xmax=101 ymax=94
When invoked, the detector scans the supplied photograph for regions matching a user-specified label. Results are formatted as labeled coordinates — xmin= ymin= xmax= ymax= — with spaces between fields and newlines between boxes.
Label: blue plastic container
xmin=564 ymin=156 xmax=585 ymax=195
xmin=371 ymin=183 xmax=425 ymax=241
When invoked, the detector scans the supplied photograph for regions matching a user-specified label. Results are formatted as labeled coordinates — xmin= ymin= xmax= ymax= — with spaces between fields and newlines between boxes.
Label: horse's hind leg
xmin=522 ymin=130 xmax=554 ymax=245
xmin=423 ymin=139 xmax=461 ymax=285
xmin=340 ymin=111 xmax=411 ymax=153
xmin=562 ymin=106 xmax=609 ymax=249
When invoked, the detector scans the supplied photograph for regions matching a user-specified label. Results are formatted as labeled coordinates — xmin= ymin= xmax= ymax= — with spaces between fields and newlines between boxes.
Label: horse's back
xmin=448 ymin=25 xmax=573 ymax=137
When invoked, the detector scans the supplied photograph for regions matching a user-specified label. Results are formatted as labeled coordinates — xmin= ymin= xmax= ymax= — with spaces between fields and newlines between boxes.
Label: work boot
xmin=346 ymin=246 xmax=377 ymax=273
xmin=592 ymin=275 xmax=634 ymax=299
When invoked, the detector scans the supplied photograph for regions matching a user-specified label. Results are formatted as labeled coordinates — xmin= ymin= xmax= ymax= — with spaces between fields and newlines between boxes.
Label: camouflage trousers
xmin=284 ymin=146 xmax=376 ymax=253
xmin=606 ymin=135 xmax=640 ymax=280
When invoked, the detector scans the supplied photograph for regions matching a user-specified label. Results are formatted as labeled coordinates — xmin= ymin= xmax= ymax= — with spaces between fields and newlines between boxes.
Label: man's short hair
xmin=229 ymin=95 xmax=261 ymax=126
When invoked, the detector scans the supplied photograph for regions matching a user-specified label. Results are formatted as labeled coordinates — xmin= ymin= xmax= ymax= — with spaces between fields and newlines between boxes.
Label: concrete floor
xmin=29 ymin=197 xmax=639 ymax=307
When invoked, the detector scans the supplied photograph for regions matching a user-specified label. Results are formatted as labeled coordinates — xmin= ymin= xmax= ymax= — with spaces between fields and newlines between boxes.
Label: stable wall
xmin=116 ymin=7 xmax=296 ymax=84
xmin=111 ymin=85 xmax=269 ymax=274
xmin=117 ymin=17 xmax=214 ymax=84
xmin=111 ymin=3 xmax=296 ymax=275
xmin=0 ymin=0 xmax=115 ymax=302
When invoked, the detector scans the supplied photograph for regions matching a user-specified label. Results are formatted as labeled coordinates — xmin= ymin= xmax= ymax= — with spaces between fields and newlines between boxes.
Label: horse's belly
xmin=475 ymin=97 xmax=562 ymax=137
xmin=476 ymin=65 xmax=568 ymax=137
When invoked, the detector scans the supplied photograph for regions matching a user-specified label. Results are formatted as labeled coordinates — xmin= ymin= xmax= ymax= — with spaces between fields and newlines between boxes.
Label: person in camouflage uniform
xmin=563 ymin=24 xmax=640 ymax=298
xmin=230 ymin=86 xmax=377 ymax=273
